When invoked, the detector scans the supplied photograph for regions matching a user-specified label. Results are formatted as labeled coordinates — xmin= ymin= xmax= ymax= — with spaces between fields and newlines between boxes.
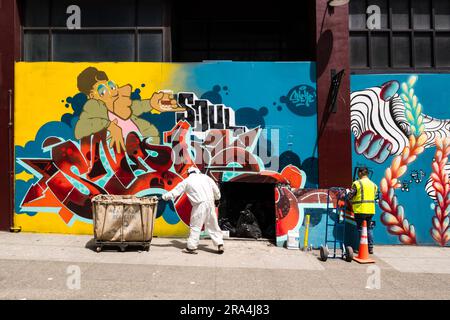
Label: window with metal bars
xmin=21 ymin=0 xmax=171 ymax=62
xmin=349 ymin=0 xmax=450 ymax=73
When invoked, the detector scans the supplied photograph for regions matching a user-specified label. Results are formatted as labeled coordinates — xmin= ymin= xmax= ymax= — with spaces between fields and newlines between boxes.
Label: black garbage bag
xmin=235 ymin=204 xmax=262 ymax=239
xmin=236 ymin=223 xmax=262 ymax=239
xmin=219 ymin=217 xmax=237 ymax=237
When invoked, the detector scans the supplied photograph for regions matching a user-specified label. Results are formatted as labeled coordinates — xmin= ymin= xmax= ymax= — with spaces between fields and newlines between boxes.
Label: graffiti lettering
xmin=175 ymin=92 xmax=247 ymax=135
xmin=19 ymin=116 xmax=294 ymax=229
xmin=289 ymin=86 xmax=316 ymax=108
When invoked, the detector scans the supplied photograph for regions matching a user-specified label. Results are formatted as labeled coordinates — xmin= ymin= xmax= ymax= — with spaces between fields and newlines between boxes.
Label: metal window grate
xmin=20 ymin=0 xmax=171 ymax=62
xmin=349 ymin=0 xmax=450 ymax=73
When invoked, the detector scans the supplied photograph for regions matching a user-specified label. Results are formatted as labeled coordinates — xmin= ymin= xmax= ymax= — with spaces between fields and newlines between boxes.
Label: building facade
xmin=0 ymin=0 xmax=449 ymax=246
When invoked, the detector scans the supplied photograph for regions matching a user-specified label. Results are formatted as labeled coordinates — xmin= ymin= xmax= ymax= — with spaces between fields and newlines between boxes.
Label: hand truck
xmin=319 ymin=187 xmax=354 ymax=262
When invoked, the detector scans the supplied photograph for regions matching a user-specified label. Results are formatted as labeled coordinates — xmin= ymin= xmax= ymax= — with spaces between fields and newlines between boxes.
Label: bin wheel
xmin=319 ymin=245 xmax=329 ymax=262
xmin=120 ymin=245 xmax=126 ymax=252
xmin=96 ymin=246 xmax=102 ymax=253
xmin=144 ymin=245 xmax=150 ymax=252
xmin=345 ymin=246 xmax=354 ymax=262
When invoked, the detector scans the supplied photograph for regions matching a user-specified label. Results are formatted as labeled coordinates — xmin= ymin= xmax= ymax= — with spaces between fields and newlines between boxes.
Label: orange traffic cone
xmin=353 ymin=220 xmax=375 ymax=264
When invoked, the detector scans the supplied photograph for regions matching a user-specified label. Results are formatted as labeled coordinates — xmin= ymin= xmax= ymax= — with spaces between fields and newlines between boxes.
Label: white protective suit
xmin=162 ymin=168 xmax=223 ymax=250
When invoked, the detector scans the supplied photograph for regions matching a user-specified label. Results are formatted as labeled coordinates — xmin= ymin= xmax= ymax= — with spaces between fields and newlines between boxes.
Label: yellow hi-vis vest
xmin=351 ymin=177 xmax=378 ymax=215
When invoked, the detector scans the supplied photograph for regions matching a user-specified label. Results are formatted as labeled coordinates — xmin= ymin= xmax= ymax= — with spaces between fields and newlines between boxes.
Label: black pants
xmin=354 ymin=214 xmax=374 ymax=250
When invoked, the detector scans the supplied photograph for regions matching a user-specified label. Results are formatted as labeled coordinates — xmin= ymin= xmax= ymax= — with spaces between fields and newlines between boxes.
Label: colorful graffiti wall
xmin=289 ymin=188 xmax=358 ymax=250
xmin=351 ymin=74 xmax=450 ymax=246
xmin=14 ymin=62 xmax=318 ymax=245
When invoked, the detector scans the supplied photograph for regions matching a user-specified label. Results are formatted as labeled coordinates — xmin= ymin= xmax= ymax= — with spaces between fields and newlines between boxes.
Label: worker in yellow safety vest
xmin=347 ymin=166 xmax=378 ymax=254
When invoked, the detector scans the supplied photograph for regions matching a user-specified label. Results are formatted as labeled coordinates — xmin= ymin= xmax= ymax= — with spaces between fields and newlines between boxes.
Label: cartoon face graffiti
xmin=90 ymin=79 xmax=132 ymax=119
xmin=74 ymin=67 xmax=185 ymax=153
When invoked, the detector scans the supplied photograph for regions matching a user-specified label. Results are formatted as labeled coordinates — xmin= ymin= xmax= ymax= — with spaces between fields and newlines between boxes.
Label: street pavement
xmin=0 ymin=231 xmax=449 ymax=300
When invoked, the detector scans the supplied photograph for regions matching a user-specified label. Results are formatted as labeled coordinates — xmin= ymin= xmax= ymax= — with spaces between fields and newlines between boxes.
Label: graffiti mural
xmin=351 ymin=74 xmax=450 ymax=246
xmin=282 ymin=188 xmax=358 ymax=250
xmin=14 ymin=62 xmax=318 ymax=244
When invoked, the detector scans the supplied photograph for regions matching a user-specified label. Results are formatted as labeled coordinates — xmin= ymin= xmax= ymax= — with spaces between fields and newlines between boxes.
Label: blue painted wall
xmin=351 ymin=74 xmax=450 ymax=246
xmin=186 ymin=61 xmax=319 ymax=185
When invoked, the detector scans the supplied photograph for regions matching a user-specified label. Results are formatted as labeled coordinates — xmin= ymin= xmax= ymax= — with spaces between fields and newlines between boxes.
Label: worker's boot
xmin=217 ymin=244 xmax=224 ymax=254
xmin=183 ymin=247 xmax=198 ymax=254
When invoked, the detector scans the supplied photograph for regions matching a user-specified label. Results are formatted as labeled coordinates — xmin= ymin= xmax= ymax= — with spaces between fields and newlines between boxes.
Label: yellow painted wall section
xmin=15 ymin=62 xmax=187 ymax=147
xmin=15 ymin=212 xmax=189 ymax=236
xmin=14 ymin=62 xmax=189 ymax=235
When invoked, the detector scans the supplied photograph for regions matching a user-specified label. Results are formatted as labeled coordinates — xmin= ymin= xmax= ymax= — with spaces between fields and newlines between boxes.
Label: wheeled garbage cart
xmin=92 ymin=195 xmax=158 ymax=252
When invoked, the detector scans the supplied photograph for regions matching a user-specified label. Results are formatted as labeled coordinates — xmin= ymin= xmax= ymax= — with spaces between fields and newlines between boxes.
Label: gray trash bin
xmin=92 ymin=195 xmax=158 ymax=252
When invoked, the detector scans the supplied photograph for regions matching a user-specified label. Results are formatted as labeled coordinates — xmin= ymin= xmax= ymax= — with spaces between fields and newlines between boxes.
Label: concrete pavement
xmin=0 ymin=231 xmax=449 ymax=299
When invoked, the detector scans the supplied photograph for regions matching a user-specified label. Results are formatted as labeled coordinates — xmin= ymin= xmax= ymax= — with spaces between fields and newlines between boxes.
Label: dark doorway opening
xmin=218 ymin=182 xmax=276 ymax=240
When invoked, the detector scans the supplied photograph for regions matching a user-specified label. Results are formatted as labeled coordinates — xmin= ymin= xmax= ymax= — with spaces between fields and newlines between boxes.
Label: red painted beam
xmin=0 ymin=0 xmax=20 ymax=231
xmin=315 ymin=0 xmax=352 ymax=188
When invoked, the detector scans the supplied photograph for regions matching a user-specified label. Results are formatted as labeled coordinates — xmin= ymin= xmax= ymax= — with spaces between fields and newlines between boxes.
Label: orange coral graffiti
xmin=379 ymin=134 xmax=427 ymax=244
xmin=430 ymin=137 xmax=450 ymax=246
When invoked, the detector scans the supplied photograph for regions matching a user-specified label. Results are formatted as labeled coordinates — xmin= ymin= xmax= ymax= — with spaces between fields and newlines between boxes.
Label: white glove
xmin=345 ymin=188 xmax=351 ymax=195
xmin=161 ymin=193 xmax=170 ymax=201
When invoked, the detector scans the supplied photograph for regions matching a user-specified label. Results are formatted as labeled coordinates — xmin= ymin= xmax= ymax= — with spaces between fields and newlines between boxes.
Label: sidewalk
xmin=0 ymin=231 xmax=449 ymax=299
xmin=0 ymin=232 xmax=324 ymax=271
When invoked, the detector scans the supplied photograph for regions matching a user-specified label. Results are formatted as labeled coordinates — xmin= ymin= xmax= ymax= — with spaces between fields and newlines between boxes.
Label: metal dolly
xmin=319 ymin=187 xmax=354 ymax=262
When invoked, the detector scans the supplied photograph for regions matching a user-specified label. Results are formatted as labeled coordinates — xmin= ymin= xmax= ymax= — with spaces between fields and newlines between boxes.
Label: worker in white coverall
xmin=161 ymin=167 xmax=224 ymax=254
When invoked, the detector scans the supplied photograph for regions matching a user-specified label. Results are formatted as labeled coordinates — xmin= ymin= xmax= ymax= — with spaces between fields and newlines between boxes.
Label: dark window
xmin=350 ymin=32 xmax=369 ymax=67
xmin=413 ymin=0 xmax=431 ymax=30
xmin=20 ymin=0 xmax=170 ymax=62
xmin=371 ymin=32 xmax=390 ymax=67
xmin=52 ymin=31 xmax=135 ymax=62
xmin=139 ymin=32 xmax=164 ymax=62
xmin=435 ymin=0 xmax=450 ymax=30
xmin=414 ymin=33 xmax=433 ymax=67
xmin=391 ymin=0 xmax=410 ymax=30
xmin=23 ymin=31 xmax=49 ymax=61
xmin=392 ymin=32 xmax=412 ymax=68
xmin=436 ymin=33 xmax=450 ymax=67
xmin=350 ymin=0 xmax=450 ymax=72
xmin=350 ymin=0 xmax=367 ymax=29
xmin=171 ymin=0 xmax=315 ymax=62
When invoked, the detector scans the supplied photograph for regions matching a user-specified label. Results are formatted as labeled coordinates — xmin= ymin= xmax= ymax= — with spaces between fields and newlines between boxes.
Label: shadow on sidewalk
xmin=84 ymin=238 xmax=149 ymax=252
xmin=84 ymin=238 xmax=219 ymax=253
xmin=151 ymin=239 xmax=186 ymax=249
xmin=151 ymin=239 xmax=218 ymax=253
